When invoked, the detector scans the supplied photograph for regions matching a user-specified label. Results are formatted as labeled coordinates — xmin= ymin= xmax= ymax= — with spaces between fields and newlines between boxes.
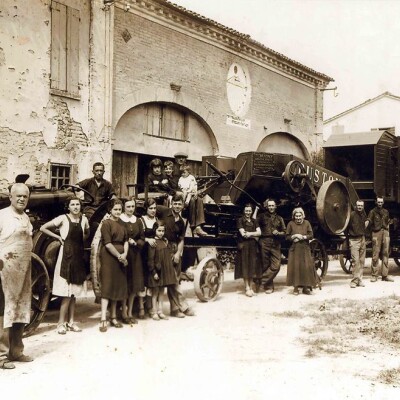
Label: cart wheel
xmin=193 ymin=256 xmax=224 ymax=302
xmin=310 ymin=239 xmax=328 ymax=278
xmin=24 ymin=253 xmax=51 ymax=337
xmin=339 ymin=242 xmax=352 ymax=274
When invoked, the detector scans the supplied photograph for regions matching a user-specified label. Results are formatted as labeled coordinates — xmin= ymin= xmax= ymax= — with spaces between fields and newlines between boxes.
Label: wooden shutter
xmin=67 ymin=7 xmax=79 ymax=95
xmin=51 ymin=1 xmax=67 ymax=91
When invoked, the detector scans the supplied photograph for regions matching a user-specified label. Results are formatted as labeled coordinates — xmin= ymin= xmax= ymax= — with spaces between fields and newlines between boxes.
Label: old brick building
xmin=0 ymin=0 xmax=332 ymax=195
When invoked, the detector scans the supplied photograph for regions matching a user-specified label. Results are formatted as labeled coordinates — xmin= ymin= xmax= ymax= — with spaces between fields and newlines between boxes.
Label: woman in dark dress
xmin=286 ymin=207 xmax=317 ymax=295
xmin=120 ymin=197 xmax=145 ymax=324
xmin=235 ymin=203 xmax=261 ymax=297
xmin=99 ymin=199 xmax=129 ymax=332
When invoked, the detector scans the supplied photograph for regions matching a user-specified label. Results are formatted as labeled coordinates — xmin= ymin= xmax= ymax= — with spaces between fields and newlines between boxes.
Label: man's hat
xmin=174 ymin=152 xmax=188 ymax=158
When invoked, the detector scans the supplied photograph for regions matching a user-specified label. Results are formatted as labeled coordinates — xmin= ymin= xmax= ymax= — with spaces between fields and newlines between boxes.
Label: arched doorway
xmin=257 ymin=132 xmax=310 ymax=160
xmin=112 ymin=102 xmax=217 ymax=197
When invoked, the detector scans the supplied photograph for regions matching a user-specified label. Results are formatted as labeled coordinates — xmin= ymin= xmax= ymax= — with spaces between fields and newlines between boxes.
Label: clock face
xmin=226 ymin=63 xmax=251 ymax=118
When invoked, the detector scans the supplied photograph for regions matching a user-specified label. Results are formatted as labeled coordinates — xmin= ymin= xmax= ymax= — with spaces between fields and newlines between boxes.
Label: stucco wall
xmin=0 ymin=0 xmax=105 ymax=189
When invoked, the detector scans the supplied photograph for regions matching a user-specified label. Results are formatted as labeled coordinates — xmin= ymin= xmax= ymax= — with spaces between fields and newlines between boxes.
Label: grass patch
xmin=378 ymin=367 xmax=400 ymax=385
xmin=272 ymin=310 xmax=304 ymax=318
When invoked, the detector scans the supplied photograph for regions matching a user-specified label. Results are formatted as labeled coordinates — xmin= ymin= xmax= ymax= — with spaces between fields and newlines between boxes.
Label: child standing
xmin=40 ymin=197 xmax=90 ymax=334
xmin=147 ymin=221 xmax=178 ymax=320
xmin=178 ymin=165 xmax=197 ymax=206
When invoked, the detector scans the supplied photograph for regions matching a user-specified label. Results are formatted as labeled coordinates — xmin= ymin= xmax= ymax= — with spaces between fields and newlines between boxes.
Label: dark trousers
xmin=258 ymin=238 xmax=282 ymax=289
xmin=0 ymin=280 xmax=25 ymax=361
xmin=188 ymin=197 xmax=205 ymax=228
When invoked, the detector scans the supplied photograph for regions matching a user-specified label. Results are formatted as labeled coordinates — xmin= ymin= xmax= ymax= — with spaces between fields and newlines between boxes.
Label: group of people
xmin=235 ymin=195 xmax=394 ymax=298
xmin=235 ymin=199 xmax=318 ymax=297
xmin=0 ymin=153 xmax=395 ymax=370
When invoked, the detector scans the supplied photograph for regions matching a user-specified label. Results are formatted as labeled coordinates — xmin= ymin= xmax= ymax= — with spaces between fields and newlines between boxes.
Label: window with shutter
xmin=50 ymin=1 xmax=80 ymax=99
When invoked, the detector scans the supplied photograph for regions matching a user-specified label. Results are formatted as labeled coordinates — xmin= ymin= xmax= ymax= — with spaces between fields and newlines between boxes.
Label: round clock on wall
xmin=226 ymin=63 xmax=252 ymax=118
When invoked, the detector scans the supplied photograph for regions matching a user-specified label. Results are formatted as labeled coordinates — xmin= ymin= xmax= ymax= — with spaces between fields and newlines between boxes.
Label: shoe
xmin=158 ymin=313 xmax=168 ymax=320
xmin=350 ymin=282 xmax=357 ymax=288
xmin=184 ymin=308 xmax=195 ymax=316
xmin=370 ymin=276 xmax=377 ymax=282
xmin=179 ymin=271 xmax=194 ymax=282
xmin=382 ymin=276 xmax=394 ymax=282
xmin=265 ymin=287 xmax=274 ymax=294
xmin=67 ymin=322 xmax=82 ymax=332
xmin=57 ymin=323 xmax=67 ymax=335
xmin=129 ymin=317 xmax=138 ymax=324
xmin=293 ymin=287 xmax=299 ymax=295
xmin=358 ymin=281 xmax=365 ymax=287
xmin=171 ymin=310 xmax=185 ymax=318
xmin=9 ymin=354 xmax=34 ymax=363
xmin=302 ymin=287 xmax=311 ymax=295
xmin=110 ymin=318 xmax=123 ymax=328
xmin=99 ymin=320 xmax=107 ymax=333
xmin=151 ymin=313 xmax=160 ymax=321
xmin=0 ymin=358 xmax=15 ymax=369
xmin=121 ymin=317 xmax=131 ymax=325
xmin=245 ymin=289 xmax=253 ymax=297
xmin=250 ymin=289 xmax=256 ymax=296
xmin=194 ymin=226 xmax=208 ymax=237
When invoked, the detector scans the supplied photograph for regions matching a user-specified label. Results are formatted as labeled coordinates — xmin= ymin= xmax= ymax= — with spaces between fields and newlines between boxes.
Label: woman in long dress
xmin=120 ymin=197 xmax=145 ymax=324
xmin=286 ymin=207 xmax=317 ymax=295
xmin=40 ymin=197 xmax=89 ymax=334
xmin=99 ymin=199 xmax=129 ymax=332
xmin=235 ymin=203 xmax=261 ymax=297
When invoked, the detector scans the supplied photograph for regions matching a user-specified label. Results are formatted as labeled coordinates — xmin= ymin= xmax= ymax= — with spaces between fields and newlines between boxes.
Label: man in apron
xmin=0 ymin=183 xmax=33 ymax=370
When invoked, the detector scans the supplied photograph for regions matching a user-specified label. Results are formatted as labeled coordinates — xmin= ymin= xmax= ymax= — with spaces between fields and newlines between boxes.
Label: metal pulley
xmin=316 ymin=180 xmax=351 ymax=235
xmin=283 ymin=160 xmax=307 ymax=193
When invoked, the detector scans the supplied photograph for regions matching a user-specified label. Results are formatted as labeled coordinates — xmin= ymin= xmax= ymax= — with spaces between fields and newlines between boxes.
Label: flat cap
xmin=174 ymin=152 xmax=188 ymax=158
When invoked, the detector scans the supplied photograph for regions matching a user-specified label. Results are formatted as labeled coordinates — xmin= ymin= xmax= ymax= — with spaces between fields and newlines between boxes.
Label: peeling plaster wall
xmin=0 ymin=0 xmax=109 ymax=188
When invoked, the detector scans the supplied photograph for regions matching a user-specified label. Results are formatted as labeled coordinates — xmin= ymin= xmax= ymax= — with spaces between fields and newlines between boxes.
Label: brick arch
xmin=113 ymin=87 xmax=219 ymax=156
xmin=257 ymin=131 xmax=310 ymax=160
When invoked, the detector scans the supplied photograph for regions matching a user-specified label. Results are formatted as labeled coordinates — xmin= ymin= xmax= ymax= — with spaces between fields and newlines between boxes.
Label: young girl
xmin=235 ymin=203 xmax=261 ymax=297
xmin=99 ymin=199 xmax=129 ymax=332
xmin=147 ymin=221 xmax=178 ymax=320
xmin=40 ymin=196 xmax=90 ymax=334
xmin=178 ymin=165 xmax=197 ymax=206
xmin=120 ymin=197 xmax=145 ymax=324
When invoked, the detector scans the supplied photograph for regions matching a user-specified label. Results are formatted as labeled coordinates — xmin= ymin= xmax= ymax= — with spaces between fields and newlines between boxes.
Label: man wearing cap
xmin=366 ymin=196 xmax=394 ymax=282
xmin=172 ymin=152 xmax=207 ymax=237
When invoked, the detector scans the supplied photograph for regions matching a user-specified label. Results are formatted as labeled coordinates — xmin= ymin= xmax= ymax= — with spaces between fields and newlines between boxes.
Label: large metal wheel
xmin=316 ymin=180 xmax=351 ymax=235
xmin=283 ymin=160 xmax=307 ymax=193
xmin=310 ymin=239 xmax=328 ymax=278
xmin=339 ymin=241 xmax=352 ymax=274
xmin=193 ymin=256 xmax=224 ymax=302
xmin=24 ymin=253 xmax=51 ymax=337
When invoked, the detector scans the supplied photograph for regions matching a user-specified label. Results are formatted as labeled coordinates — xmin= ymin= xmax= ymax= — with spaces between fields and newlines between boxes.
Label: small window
xmin=49 ymin=163 xmax=71 ymax=189
xmin=50 ymin=1 xmax=80 ymax=99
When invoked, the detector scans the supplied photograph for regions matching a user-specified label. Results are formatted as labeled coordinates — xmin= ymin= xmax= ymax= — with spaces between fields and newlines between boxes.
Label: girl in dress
xmin=120 ymin=197 xmax=145 ymax=324
xmin=235 ymin=203 xmax=261 ymax=297
xmin=99 ymin=199 xmax=129 ymax=332
xmin=140 ymin=198 xmax=159 ymax=317
xmin=40 ymin=196 xmax=90 ymax=334
xmin=286 ymin=207 xmax=317 ymax=295
xmin=147 ymin=221 xmax=178 ymax=320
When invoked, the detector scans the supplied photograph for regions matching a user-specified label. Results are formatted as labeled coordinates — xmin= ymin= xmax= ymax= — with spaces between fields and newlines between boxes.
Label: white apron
xmin=0 ymin=224 xmax=32 ymax=328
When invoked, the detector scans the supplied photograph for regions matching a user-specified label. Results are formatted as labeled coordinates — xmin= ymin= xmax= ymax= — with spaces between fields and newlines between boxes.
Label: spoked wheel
xmin=24 ymin=253 xmax=51 ymax=337
xmin=339 ymin=241 xmax=352 ymax=274
xmin=283 ymin=160 xmax=307 ymax=193
xmin=310 ymin=239 xmax=328 ymax=279
xmin=193 ymin=256 xmax=224 ymax=302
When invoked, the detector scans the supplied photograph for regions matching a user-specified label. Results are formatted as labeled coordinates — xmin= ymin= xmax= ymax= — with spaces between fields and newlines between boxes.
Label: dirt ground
xmin=1 ymin=259 xmax=400 ymax=400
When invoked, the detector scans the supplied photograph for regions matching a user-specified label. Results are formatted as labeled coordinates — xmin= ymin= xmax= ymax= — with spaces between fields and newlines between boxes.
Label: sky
xmin=171 ymin=0 xmax=400 ymax=120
